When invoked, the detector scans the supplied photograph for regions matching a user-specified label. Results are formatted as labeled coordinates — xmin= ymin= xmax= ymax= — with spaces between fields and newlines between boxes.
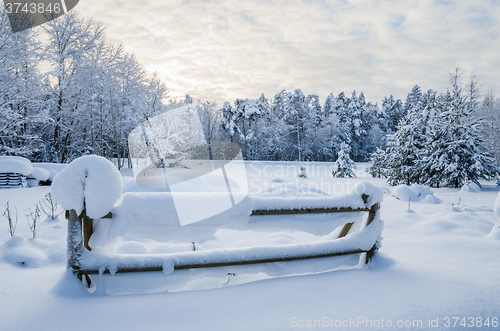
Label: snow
xmin=0 ymin=156 xmax=33 ymax=176
xmin=28 ymin=167 xmax=50 ymax=181
xmin=392 ymin=184 xmax=437 ymax=202
xmin=103 ymin=192 xmax=254 ymax=242
xmin=52 ymin=156 xmax=123 ymax=219
xmin=81 ymin=213 xmax=382 ymax=275
xmin=495 ymin=191 xmax=500 ymax=217
xmin=32 ymin=163 xmax=66 ymax=181
xmin=250 ymin=180 xmax=382 ymax=211
xmin=1 ymin=162 xmax=499 ymax=331
xmin=461 ymin=181 xmax=481 ymax=193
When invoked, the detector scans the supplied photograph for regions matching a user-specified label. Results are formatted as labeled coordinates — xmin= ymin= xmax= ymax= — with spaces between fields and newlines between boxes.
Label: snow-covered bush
xmin=26 ymin=167 xmax=51 ymax=187
xmin=52 ymin=155 xmax=123 ymax=219
xmin=332 ymin=142 xmax=356 ymax=178
xmin=392 ymin=184 xmax=437 ymax=203
xmin=3 ymin=201 xmax=17 ymax=237
xmin=39 ymin=192 xmax=63 ymax=220
xmin=460 ymin=180 xmax=481 ymax=193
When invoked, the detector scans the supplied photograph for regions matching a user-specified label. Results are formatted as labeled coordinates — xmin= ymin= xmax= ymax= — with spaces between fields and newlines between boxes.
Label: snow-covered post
xmin=66 ymin=209 xmax=83 ymax=272
xmin=52 ymin=156 xmax=123 ymax=277
xmin=352 ymin=182 xmax=383 ymax=264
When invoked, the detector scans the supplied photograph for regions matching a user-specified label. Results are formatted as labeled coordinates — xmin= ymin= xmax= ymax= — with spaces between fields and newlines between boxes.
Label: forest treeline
xmin=1 ymin=9 xmax=499 ymax=187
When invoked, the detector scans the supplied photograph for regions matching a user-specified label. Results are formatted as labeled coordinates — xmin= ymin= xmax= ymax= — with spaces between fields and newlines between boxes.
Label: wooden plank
xmin=365 ymin=244 xmax=378 ymax=264
xmin=70 ymin=193 xmax=382 ymax=280
xmin=82 ymin=218 xmax=93 ymax=252
xmin=77 ymin=248 xmax=369 ymax=276
xmin=338 ymin=222 xmax=354 ymax=238
xmin=367 ymin=203 xmax=380 ymax=226
xmin=251 ymin=207 xmax=370 ymax=216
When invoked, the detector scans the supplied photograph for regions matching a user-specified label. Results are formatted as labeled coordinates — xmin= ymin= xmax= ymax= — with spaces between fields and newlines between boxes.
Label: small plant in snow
xmin=39 ymin=192 xmax=64 ymax=220
xmin=26 ymin=205 xmax=41 ymax=239
xmin=226 ymin=273 xmax=236 ymax=284
xmin=332 ymin=142 xmax=356 ymax=178
xmin=3 ymin=201 xmax=18 ymax=237
xmin=298 ymin=165 xmax=307 ymax=178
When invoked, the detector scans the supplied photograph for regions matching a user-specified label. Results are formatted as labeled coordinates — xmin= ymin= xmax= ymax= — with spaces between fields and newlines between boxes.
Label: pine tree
xmin=368 ymin=147 xmax=387 ymax=178
xmin=385 ymin=101 xmax=426 ymax=185
xmin=346 ymin=91 xmax=366 ymax=161
xmin=332 ymin=142 xmax=356 ymax=178
xmin=433 ymin=69 xmax=497 ymax=188
xmin=287 ymin=89 xmax=308 ymax=161
xmin=476 ymin=92 xmax=500 ymax=165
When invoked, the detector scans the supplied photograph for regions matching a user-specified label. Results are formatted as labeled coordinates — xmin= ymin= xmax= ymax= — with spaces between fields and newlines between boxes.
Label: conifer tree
xmin=368 ymin=147 xmax=387 ymax=178
xmin=332 ymin=142 xmax=356 ymax=178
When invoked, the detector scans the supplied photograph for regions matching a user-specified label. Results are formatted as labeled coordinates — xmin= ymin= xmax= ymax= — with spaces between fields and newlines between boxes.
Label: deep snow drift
xmin=0 ymin=161 xmax=499 ymax=331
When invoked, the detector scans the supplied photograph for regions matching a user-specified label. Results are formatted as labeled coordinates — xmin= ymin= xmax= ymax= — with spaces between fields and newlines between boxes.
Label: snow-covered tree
xmin=429 ymin=69 xmax=497 ymax=188
xmin=332 ymin=142 xmax=356 ymax=178
xmin=286 ymin=89 xmax=308 ymax=161
xmin=368 ymin=147 xmax=387 ymax=178
xmin=346 ymin=91 xmax=366 ymax=161
xmin=385 ymin=98 xmax=426 ymax=185
xmin=0 ymin=10 xmax=45 ymax=158
xmin=381 ymin=95 xmax=404 ymax=133
xmin=476 ymin=91 xmax=500 ymax=166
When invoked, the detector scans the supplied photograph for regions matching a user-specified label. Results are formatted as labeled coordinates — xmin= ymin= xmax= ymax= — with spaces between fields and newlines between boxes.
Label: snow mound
xmin=1 ymin=235 xmax=65 ymax=267
xmin=351 ymin=182 xmax=384 ymax=207
xmin=32 ymin=163 xmax=67 ymax=181
xmin=460 ymin=181 xmax=481 ymax=193
xmin=393 ymin=184 xmax=437 ymax=202
xmin=487 ymin=224 xmax=500 ymax=240
xmin=495 ymin=191 xmax=500 ymax=218
xmin=29 ymin=167 xmax=50 ymax=181
xmin=261 ymin=180 xmax=328 ymax=198
xmin=252 ymin=181 xmax=383 ymax=211
xmin=0 ymin=156 xmax=32 ymax=176
xmin=379 ymin=186 xmax=392 ymax=195
xmin=103 ymin=192 xmax=254 ymax=242
xmin=52 ymin=155 xmax=123 ymax=219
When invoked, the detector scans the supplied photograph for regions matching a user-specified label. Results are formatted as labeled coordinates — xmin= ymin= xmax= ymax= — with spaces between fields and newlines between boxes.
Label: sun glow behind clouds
xmin=78 ymin=0 xmax=500 ymax=104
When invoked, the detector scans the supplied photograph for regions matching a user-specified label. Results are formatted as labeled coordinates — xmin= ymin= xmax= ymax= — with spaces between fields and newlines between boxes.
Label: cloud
xmin=78 ymin=0 xmax=500 ymax=105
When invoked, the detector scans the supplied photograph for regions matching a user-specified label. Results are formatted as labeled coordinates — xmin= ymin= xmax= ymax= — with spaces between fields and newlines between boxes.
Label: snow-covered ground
xmin=1 ymin=162 xmax=499 ymax=331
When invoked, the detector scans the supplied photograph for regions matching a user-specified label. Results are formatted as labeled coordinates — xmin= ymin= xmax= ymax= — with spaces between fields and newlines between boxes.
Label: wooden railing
xmin=67 ymin=194 xmax=381 ymax=283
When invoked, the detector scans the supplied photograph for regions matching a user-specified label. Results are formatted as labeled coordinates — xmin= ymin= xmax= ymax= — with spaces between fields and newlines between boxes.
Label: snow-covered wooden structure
xmin=0 ymin=173 xmax=27 ymax=188
xmin=0 ymin=156 xmax=32 ymax=188
xmin=67 ymin=194 xmax=382 ymax=283
xmin=53 ymin=156 xmax=383 ymax=288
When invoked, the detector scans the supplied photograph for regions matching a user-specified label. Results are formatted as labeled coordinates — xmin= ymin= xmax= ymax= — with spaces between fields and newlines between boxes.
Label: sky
xmin=77 ymin=0 xmax=500 ymax=106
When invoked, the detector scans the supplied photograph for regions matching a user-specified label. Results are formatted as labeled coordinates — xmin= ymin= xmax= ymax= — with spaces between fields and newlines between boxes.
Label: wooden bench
xmin=0 ymin=173 xmax=27 ymax=188
xmin=66 ymin=191 xmax=382 ymax=286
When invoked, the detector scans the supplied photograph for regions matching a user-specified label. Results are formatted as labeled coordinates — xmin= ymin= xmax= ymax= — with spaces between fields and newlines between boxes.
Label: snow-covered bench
xmin=0 ymin=156 xmax=32 ymax=188
xmin=0 ymin=156 xmax=52 ymax=188
xmin=53 ymin=156 xmax=383 ymax=286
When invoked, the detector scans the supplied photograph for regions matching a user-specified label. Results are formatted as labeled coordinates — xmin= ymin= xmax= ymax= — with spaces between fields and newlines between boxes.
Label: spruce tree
xmin=433 ymin=70 xmax=497 ymax=187
xmin=332 ymin=142 xmax=356 ymax=178
xmin=368 ymin=147 xmax=387 ymax=178
xmin=385 ymin=103 xmax=426 ymax=185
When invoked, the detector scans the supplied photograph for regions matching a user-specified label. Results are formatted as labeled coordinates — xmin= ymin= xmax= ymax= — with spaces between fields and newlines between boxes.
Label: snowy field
xmin=1 ymin=162 xmax=500 ymax=331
